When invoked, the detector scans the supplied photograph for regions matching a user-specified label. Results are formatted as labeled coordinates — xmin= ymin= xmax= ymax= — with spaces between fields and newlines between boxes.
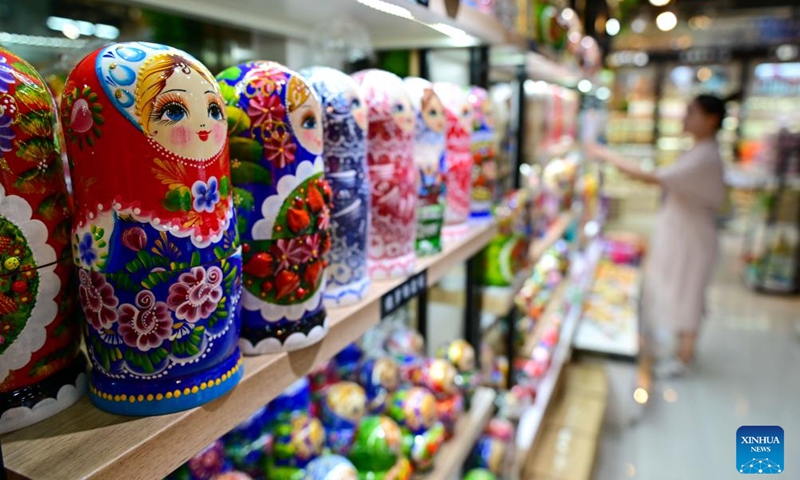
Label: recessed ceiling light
xmin=631 ymin=18 xmax=647 ymax=33
xmin=649 ymin=0 xmax=670 ymax=6
xmin=606 ymin=18 xmax=621 ymax=36
xmin=656 ymin=11 xmax=677 ymax=32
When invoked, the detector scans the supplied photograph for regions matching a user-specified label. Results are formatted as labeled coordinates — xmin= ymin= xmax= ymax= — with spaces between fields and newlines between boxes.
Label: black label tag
xmin=380 ymin=270 xmax=427 ymax=318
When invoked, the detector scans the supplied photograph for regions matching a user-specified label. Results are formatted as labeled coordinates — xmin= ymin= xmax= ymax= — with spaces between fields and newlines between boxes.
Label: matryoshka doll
xmin=0 ymin=48 xmax=86 ymax=434
xmin=384 ymin=326 xmax=425 ymax=385
xmin=222 ymin=405 xmax=272 ymax=477
xmin=403 ymin=77 xmax=446 ymax=256
xmin=305 ymin=454 xmax=359 ymax=480
xmin=386 ymin=387 xmax=446 ymax=471
xmin=267 ymin=413 xmax=326 ymax=479
xmin=217 ymin=61 xmax=332 ymax=354
xmin=299 ymin=67 xmax=370 ymax=307
xmin=468 ymin=87 xmax=497 ymax=218
xmin=351 ymin=70 xmax=417 ymax=280
xmin=62 ymin=42 xmax=243 ymax=415
xmin=436 ymin=339 xmax=479 ymax=404
xmin=356 ymin=355 xmax=400 ymax=413
xmin=167 ymin=440 xmax=233 ymax=480
xmin=348 ymin=416 xmax=413 ymax=480
xmin=433 ymin=83 xmax=474 ymax=245
xmin=320 ymin=381 xmax=367 ymax=454
xmin=413 ymin=358 xmax=464 ymax=438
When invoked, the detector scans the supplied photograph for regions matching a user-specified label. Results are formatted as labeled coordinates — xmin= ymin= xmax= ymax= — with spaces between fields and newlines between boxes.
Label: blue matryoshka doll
xmin=320 ymin=381 xmax=367 ymax=455
xmin=217 ymin=62 xmax=332 ymax=355
xmin=299 ymin=67 xmax=370 ymax=308
xmin=356 ymin=356 xmax=400 ymax=413
xmin=222 ymin=405 xmax=273 ymax=477
xmin=403 ymin=77 xmax=447 ymax=256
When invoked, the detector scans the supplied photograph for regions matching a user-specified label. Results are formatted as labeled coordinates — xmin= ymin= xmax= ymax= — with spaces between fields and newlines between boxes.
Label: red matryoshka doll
xmin=217 ymin=62 xmax=332 ymax=355
xmin=62 ymin=42 xmax=243 ymax=415
xmin=468 ymin=86 xmax=497 ymax=219
xmin=0 ymin=48 xmax=86 ymax=434
xmin=433 ymin=83 xmax=474 ymax=245
xmin=403 ymin=77 xmax=447 ymax=257
xmin=351 ymin=70 xmax=417 ymax=280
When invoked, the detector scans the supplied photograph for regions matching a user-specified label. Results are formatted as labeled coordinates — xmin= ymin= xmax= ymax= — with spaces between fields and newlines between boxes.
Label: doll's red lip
xmin=198 ymin=130 xmax=210 ymax=141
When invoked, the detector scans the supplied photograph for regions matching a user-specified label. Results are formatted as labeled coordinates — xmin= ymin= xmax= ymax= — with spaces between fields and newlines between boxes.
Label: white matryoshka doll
xmin=468 ymin=86 xmax=497 ymax=218
xmin=299 ymin=67 xmax=370 ymax=307
xmin=62 ymin=42 xmax=243 ymax=415
xmin=403 ymin=77 xmax=447 ymax=256
xmin=351 ymin=70 xmax=417 ymax=280
xmin=433 ymin=83 xmax=474 ymax=245
xmin=217 ymin=62 xmax=332 ymax=354
xmin=0 ymin=48 xmax=86 ymax=434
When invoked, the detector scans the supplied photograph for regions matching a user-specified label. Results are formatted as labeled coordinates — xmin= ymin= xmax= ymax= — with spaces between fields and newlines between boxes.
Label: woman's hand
xmin=584 ymin=141 xmax=611 ymax=163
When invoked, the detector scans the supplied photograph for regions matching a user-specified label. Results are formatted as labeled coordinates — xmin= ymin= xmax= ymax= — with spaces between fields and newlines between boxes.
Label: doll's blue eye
xmin=162 ymin=103 xmax=186 ymax=122
xmin=393 ymin=103 xmax=405 ymax=113
xmin=208 ymin=103 xmax=223 ymax=120
xmin=302 ymin=114 xmax=317 ymax=129
xmin=351 ymin=98 xmax=361 ymax=109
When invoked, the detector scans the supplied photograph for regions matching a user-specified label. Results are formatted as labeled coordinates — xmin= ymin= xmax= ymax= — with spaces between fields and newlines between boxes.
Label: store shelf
xmin=113 ymin=0 xmax=524 ymax=50
xmin=531 ymin=211 xmax=575 ymax=262
xmin=519 ymin=282 xmax=567 ymax=358
xmin=515 ymin=240 xmax=603 ymax=456
xmin=421 ymin=387 xmax=497 ymax=480
xmin=2 ymin=220 xmax=497 ymax=480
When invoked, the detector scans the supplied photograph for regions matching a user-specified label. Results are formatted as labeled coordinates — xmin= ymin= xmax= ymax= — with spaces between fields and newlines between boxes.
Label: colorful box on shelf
xmin=217 ymin=61 xmax=332 ymax=355
xmin=469 ymin=86 xmax=498 ymax=219
xmin=62 ymin=41 xmax=242 ymax=416
xmin=0 ymin=47 xmax=86 ymax=434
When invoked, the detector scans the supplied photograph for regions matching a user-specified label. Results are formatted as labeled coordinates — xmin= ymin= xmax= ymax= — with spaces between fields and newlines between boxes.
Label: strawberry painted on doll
xmin=62 ymin=42 xmax=243 ymax=416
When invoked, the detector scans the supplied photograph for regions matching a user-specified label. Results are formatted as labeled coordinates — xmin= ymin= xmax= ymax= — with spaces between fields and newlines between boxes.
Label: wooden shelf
xmin=519 ymin=281 xmax=567 ymax=359
xmin=2 ymin=220 xmax=497 ymax=480
xmin=531 ymin=211 xmax=575 ymax=262
xmin=419 ymin=387 xmax=497 ymax=480
xmin=113 ymin=0 xmax=525 ymax=50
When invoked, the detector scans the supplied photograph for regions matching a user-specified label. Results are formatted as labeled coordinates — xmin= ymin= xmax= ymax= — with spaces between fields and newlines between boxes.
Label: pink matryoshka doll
xmin=62 ymin=42 xmax=243 ymax=415
xmin=352 ymin=70 xmax=417 ymax=280
xmin=0 ymin=48 xmax=86 ymax=434
xmin=468 ymin=86 xmax=497 ymax=219
xmin=403 ymin=77 xmax=447 ymax=257
xmin=217 ymin=61 xmax=332 ymax=355
xmin=433 ymin=82 xmax=474 ymax=245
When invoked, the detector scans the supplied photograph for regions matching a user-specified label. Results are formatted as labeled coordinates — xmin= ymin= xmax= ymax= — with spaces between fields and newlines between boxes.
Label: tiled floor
xmin=592 ymin=233 xmax=800 ymax=480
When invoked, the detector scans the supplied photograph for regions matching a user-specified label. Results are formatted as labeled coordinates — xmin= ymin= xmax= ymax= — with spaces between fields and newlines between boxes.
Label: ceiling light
xmin=633 ymin=52 xmax=649 ymax=66
xmin=776 ymin=44 xmax=799 ymax=61
xmin=606 ymin=18 xmax=620 ymax=36
xmin=596 ymin=86 xmax=611 ymax=101
xmin=95 ymin=24 xmax=120 ymax=40
xmin=649 ymin=0 xmax=670 ymax=6
xmin=356 ymin=0 xmax=414 ymax=20
xmin=61 ymin=23 xmax=80 ymax=40
xmin=561 ymin=8 xmax=576 ymax=22
xmin=577 ymin=79 xmax=592 ymax=93
xmin=631 ymin=18 xmax=646 ymax=33
xmin=656 ymin=11 xmax=677 ymax=32
xmin=697 ymin=67 xmax=712 ymax=82
xmin=580 ymin=36 xmax=594 ymax=49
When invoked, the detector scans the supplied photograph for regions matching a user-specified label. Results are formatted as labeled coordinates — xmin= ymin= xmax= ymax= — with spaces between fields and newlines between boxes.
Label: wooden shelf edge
xmin=531 ymin=211 xmax=576 ymax=262
xmin=419 ymin=387 xmax=497 ymax=480
xmin=3 ymin=221 xmax=497 ymax=480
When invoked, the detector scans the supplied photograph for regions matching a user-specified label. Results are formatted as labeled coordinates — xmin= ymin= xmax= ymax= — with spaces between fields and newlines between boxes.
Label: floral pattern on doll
xmin=434 ymin=83 xmax=474 ymax=227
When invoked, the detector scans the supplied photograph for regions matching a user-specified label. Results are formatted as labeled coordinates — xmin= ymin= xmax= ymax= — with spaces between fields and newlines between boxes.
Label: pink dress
xmin=641 ymin=139 xmax=725 ymax=333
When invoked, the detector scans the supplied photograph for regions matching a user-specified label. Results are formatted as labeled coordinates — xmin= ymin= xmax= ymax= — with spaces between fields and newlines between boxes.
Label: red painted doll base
xmin=368 ymin=252 xmax=416 ymax=281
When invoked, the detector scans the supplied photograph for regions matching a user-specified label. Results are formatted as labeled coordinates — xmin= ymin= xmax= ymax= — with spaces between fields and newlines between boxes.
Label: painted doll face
xmin=347 ymin=88 xmax=368 ymax=132
xmin=147 ymin=66 xmax=227 ymax=160
xmin=458 ymin=102 xmax=474 ymax=134
xmin=288 ymin=86 xmax=324 ymax=155
xmin=326 ymin=463 xmax=359 ymax=480
xmin=291 ymin=416 xmax=325 ymax=458
xmin=391 ymin=93 xmax=415 ymax=134
xmin=328 ymin=383 xmax=366 ymax=422
xmin=418 ymin=391 xmax=438 ymax=429
xmin=379 ymin=416 xmax=403 ymax=451
xmin=374 ymin=358 xmax=400 ymax=391
xmin=421 ymin=89 xmax=446 ymax=133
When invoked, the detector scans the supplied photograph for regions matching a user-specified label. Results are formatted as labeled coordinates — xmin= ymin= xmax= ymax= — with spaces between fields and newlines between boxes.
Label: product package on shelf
xmin=434 ymin=82 xmax=475 ymax=245
xmin=404 ymin=77 xmax=447 ymax=256
xmin=301 ymin=66 xmax=371 ymax=307
xmin=0 ymin=47 xmax=86 ymax=434
xmin=352 ymin=69 xmax=417 ymax=280
xmin=63 ymin=42 xmax=242 ymax=415
xmin=479 ymin=190 xmax=532 ymax=287
xmin=217 ymin=61 xmax=332 ymax=355
xmin=469 ymin=86 xmax=498 ymax=219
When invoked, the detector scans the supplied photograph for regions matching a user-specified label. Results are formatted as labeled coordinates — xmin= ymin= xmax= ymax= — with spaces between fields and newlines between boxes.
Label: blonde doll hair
xmin=135 ymin=53 xmax=216 ymax=134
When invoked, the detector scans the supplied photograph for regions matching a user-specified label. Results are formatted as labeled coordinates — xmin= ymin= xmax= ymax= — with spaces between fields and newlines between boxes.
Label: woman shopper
xmin=588 ymin=94 xmax=727 ymax=377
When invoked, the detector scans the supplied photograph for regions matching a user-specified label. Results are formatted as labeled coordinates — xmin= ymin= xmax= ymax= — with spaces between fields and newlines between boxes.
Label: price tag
xmin=380 ymin=270 xmax=428 ymax=317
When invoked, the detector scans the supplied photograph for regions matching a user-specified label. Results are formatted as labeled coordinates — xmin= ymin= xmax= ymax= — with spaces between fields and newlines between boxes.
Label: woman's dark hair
xmin=693 ymin=94 xmax=726 ymax=130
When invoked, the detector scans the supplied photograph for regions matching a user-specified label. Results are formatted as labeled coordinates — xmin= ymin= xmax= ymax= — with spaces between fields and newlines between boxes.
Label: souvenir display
xmin=436 ymin=339 xmax=478 ymax=402
xmin=433 ymin=82 xmax=474 ymax=245
xmin=468 ymin=435 xmax=507 ymax=475
xmin=480 ymin=191 xmax=530 ymax=287
xmin=385 ymin=387 xmax=446 ymax=470
xmin=305 ymin=454 xmax=359 ymax=480
xmin=300 ymin=67 xmax=370 ymax=307
xmin=348 ymin=415 xmax=413 ymax=480
xmin=267 ymin=413 xmax=326 ymax=479
xmin=271 ymin=377 xmax=313 ymax=423
xmin=222 ymin=406 xmax=273 ymax=478
xmin=320 ymin=381 xmax=367 ymax=454
xmin=0 ymin=48 xmax=86 ymax=434
xmin=62 ymin=42 xmax=242 ymax=415
xmin=217 ymin=61 xmax=332 ymax=354
xmin=463 ymin=469 xmax=497 ymax=480
xmin=332 ymin=341 xmax=363 ymax=380
xmin=351 ymin=69 xmax=417 ymax=279
xmin=403 ymin=77 xmax=446 ymax=256
xmin=412 ymin=358 xmax=464 ymax=438
xmin=356 ymin=356 xmax=400 ymax=413
xmin=384 ymin=325 xmax=425 ymax=384
xmin=167 ymin=440 xmax=233 ymax=480
xmin=468 ymin=86 xmax=497 ymax=218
